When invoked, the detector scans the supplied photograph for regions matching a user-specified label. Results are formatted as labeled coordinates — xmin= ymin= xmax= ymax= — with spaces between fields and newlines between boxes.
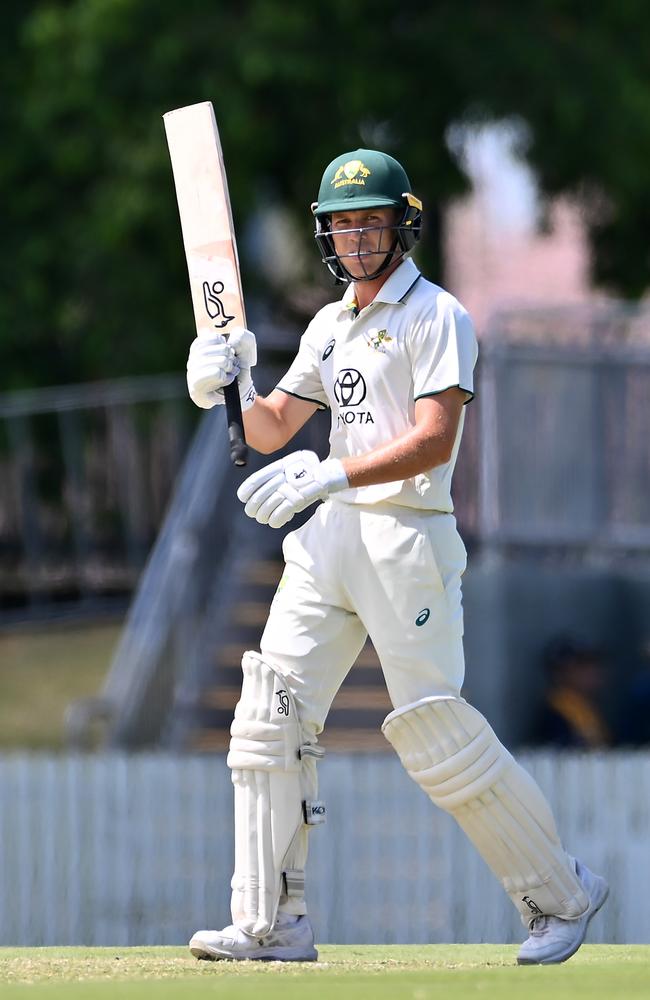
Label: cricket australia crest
xmin=332 ymin=159 xmax=371 ymax=189
xmin=366 ymin=328 xmax=392 ymax=353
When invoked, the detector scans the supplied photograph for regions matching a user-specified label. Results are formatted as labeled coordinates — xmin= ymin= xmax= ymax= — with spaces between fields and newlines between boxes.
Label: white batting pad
xmin=227 ymin=651 xmax=324 ymax=936
xmin=382 ymin=696 xmax=588 ymax=925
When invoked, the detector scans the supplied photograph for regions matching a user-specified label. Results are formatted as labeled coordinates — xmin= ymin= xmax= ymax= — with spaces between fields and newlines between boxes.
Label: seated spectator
xmin=535 ymin=637 xmax=612 ymax=749
xmin=617 ymin=640 xmax=650 ymax=745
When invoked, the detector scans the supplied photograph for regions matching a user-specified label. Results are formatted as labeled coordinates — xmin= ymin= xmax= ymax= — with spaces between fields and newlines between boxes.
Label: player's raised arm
xmin=185 ymin=327 xmax=318 ymax=453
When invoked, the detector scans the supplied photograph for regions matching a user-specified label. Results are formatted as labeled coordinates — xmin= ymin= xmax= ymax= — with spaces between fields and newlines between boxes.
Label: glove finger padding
xmin=264 ymin=491 xmax=307 ymax=528
xmin=227 ymin=327 xmax=258 ymax=368
xmin=244 ymin=476 xmax=325 ymax=528
xmin=186 ymin=330 xmax=258 ymax=412
xmin=238 ymin=451 xmax=321 ymax=505
xmin=189 ymin=332 xmax=226 ymax=349
xmin=242 ymin=472 xmax=288 ymax=518
xmin=186 ymin=335 xmax=240 ymax=409
xmin=237 ymin=460 xmax=287 ymax=504
xmin=267 ymin=483 xmax=325 ymax=529
xmin=187 ymin=352 xmax=237 ymax=376
xmin=189 ymin=369 xmax=236 ymax=393
xmin=255 ymin=484 xmax=303 ymax=526
xmin=238 ymin=451 xmax=348 ymax=527
xmin=188 ymin=340 xmax=231 ymax=360
xmin=187 ymin=337 xmax=233 ymax=368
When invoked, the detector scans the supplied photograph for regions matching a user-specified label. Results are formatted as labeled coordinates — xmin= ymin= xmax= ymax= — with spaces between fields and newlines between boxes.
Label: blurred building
xmin=443 ymin=122 xmax=603 ymax=332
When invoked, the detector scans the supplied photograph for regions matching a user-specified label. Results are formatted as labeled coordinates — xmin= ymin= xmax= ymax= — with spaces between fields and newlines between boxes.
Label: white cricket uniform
xmin=222 ymin=257 xmax=589 ymax=939
xmin=260 ymin=257 xmax=478 ymax=738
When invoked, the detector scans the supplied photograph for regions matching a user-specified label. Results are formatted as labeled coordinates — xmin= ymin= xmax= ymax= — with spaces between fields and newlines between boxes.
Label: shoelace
xmin=529 ymin=915 xmax=550 ymax=935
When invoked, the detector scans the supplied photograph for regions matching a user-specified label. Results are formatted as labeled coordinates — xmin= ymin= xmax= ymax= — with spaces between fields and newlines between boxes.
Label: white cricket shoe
xmin=189 ymin=913 xmax=318 ymax=962
xmin=517 ymin=859 xmax=609 ymax=965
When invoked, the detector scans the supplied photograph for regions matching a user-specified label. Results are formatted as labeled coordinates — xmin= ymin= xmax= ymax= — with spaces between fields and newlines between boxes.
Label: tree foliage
xmin=2 ymin=0 xmax=649 ymax=387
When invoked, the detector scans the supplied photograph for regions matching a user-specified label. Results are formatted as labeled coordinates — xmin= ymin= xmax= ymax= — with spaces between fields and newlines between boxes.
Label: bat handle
xmin=224 ymin=380 xmax=248 ymax=466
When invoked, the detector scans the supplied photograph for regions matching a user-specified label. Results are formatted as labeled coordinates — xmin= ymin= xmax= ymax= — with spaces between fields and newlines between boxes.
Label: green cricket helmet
xmin=312 ymin=149 xmax=423 ymax=282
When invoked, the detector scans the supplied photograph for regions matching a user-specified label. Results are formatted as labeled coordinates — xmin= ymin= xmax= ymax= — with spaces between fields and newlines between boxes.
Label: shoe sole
xmin=189 ymin=939 xmax=318 ymax=962
xmin=517 ymin=879 xmax=609 ymax=966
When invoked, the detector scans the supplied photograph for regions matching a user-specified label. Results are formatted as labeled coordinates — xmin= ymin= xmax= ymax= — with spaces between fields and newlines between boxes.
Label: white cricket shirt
xmin=276 ymin=258 xmax=478 ymax=512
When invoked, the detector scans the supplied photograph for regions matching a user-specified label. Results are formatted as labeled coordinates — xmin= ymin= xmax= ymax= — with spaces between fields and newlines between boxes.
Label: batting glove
xmin=186 ymin=328 xmax=257 ymax=410
xmin=237 ymin=450 xmax=349 ymax=528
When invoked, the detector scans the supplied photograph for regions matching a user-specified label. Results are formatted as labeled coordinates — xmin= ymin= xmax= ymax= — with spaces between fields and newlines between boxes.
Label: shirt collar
xmin=339 ymin=257 xmax=421 ymax=315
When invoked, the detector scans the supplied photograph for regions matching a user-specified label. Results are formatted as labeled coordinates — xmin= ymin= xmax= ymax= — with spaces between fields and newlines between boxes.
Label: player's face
xmin=330 ymin=207 xmax=400 ymax=279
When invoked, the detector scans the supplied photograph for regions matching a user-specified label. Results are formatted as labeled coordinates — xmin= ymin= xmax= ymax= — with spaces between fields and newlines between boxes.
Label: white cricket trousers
xmin=252 ymin=499 xmax=587 ymax=931
xmin=260 ymin=497 xmax=468 ymax=735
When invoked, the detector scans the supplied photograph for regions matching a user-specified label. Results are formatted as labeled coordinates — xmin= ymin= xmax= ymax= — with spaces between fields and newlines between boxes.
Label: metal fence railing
xmin=4 ymin=312 xmax=650 ymax=623
xmin=465 ymin=307 xmax=650 ymax=557
xmin=63 ymin=362 xmax=330 ymax=750
xmin=6 ymin=308 xmax=650 ymax=754
xmin=0 ymin=751 xmax=646 ymax=946
xmin=65 ymin=406 xmax=241 ymax=748
xmin=0 ymin=375 xmax=196 ymax=617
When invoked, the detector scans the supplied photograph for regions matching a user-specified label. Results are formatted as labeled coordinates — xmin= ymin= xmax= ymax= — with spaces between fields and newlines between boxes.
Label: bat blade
xmin=163 ymin=101 xmax=247 ymax=466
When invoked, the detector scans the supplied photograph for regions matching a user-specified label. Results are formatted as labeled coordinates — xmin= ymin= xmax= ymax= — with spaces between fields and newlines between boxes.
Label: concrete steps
xmin=186 ymin=558 xmax=393 ymax=753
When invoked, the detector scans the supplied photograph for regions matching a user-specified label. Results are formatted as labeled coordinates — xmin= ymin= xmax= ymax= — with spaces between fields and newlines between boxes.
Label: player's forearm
xmin=340 ymin=424 xmax=454 ymax=488
xmin=241 ymin=396 xmax=294 ymax=454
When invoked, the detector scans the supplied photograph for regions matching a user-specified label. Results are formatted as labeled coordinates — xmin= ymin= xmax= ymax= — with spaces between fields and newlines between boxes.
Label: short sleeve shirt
xmin=276 ymin=258 xmax=478 ymax=512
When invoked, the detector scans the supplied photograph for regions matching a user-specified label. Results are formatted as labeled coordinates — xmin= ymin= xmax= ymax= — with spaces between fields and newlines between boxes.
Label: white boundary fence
xmin=0 ymin=752 xmax=648 ymax=946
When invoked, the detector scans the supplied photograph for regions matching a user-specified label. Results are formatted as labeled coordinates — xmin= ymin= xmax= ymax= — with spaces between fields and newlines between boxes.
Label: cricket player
xmin=185 ymin=149 xmax=608 ymax=964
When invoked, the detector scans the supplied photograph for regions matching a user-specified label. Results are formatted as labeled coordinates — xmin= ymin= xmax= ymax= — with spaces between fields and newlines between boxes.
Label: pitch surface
xmin=0 ymin=945 xmax=647 ymax=998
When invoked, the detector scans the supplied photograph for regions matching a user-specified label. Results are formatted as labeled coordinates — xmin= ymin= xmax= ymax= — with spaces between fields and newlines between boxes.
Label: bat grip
xmin=224 ymin=380 xmax=248 ymax=466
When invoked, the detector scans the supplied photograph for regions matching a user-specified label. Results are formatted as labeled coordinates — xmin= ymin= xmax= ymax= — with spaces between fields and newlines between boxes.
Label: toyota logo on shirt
xmin=333 ymin=368 xmax=367 ymax=407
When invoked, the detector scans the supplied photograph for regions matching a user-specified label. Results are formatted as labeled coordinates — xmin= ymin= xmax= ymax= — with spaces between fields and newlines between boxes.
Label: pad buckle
xmin=283 ymin=868 xmax=305 ymax=898
xmin=303 ymin=800 xmax=326 ymax=825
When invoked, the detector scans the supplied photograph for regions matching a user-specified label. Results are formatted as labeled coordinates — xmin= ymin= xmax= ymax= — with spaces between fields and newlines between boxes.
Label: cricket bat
xmin=163 ymin=101 xmax=248 ymax=466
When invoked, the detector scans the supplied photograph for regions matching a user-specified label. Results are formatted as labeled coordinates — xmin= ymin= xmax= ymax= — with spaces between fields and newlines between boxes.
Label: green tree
xmin=1 ymin=0 xmax=649 ymax=388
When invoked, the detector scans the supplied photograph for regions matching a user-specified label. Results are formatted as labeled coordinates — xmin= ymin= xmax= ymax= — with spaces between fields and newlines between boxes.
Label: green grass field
xmin=1 ymin=945 xmax=648 ymax=999
xmin=0 ymin=620 xmax=120 ymax=748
